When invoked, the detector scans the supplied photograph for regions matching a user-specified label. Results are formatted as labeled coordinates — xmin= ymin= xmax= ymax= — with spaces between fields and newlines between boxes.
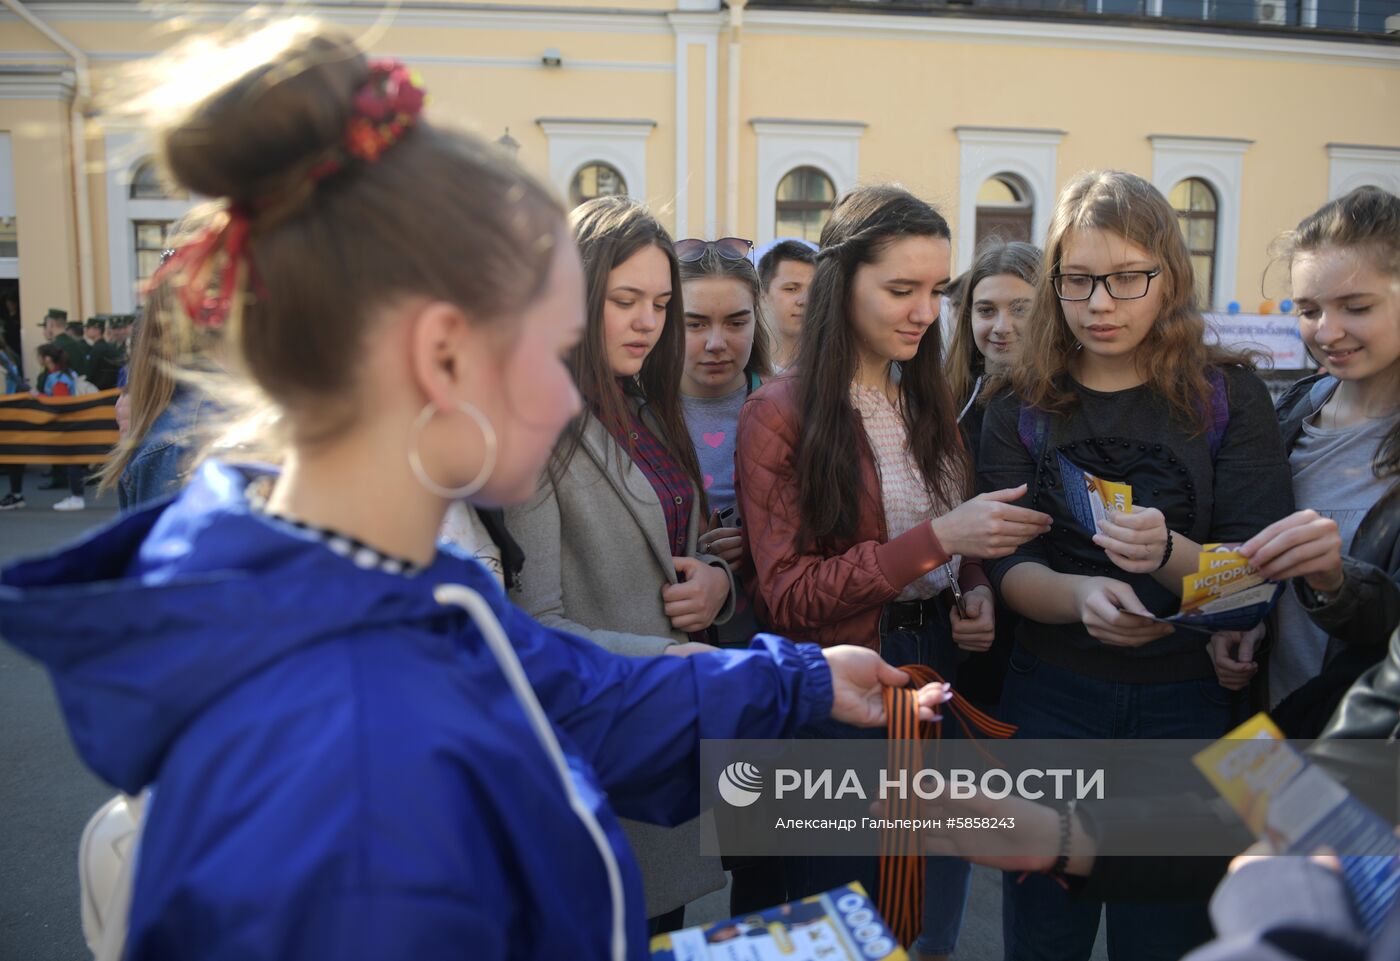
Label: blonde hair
xmin=945 ymin=239 xmax=1041 ymax=409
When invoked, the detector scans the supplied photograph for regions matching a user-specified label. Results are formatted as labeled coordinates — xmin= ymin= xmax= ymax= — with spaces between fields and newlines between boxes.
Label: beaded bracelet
xmin=1155 ymin=531 xmax=1175 ymax=571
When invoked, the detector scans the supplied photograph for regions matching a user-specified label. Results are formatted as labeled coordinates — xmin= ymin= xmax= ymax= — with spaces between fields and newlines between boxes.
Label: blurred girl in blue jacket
xmin=0 ymin=19 xmax=949 ymax=961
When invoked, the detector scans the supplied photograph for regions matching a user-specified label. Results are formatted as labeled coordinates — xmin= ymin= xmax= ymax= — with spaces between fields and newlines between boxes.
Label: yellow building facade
xmin=1 ymin=0 xmax=1397 ymax=376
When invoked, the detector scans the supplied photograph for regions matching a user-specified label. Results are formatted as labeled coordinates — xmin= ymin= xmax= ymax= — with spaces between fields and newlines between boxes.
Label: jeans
xmin=793 ymin=610 xmax=973 ymax=956
xmin=998 ymin=646 xmax=1239 ymax=961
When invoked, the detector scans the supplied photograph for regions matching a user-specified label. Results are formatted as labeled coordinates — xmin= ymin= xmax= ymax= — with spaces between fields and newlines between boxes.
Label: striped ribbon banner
xmin=0 ymin=389 xmax=121 ymax=465
xmin=879 ymin=666 xmax=1016 ymax=948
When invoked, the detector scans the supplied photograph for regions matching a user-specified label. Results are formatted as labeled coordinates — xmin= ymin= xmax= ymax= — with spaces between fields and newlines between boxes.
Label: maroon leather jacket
xmin=735 ymin=376 xmax=988 ymax=651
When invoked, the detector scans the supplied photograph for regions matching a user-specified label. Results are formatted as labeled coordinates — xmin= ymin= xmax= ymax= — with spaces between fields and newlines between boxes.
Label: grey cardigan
xmin=506 ymin=406 xmax=735 ymax=916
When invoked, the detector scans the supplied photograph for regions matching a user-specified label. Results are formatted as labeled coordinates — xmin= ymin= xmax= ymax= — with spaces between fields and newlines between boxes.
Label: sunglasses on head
xmin=674 ymin=237 xmax=754 ymax=264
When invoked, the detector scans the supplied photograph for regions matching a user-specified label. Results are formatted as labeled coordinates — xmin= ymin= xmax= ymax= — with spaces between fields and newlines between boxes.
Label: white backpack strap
xmin=434 ymin=584 xmax=628 ymax=961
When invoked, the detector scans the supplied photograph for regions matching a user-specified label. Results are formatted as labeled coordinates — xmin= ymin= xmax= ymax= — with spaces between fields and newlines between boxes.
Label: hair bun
xmin=159 ymin=21 xmax=367 ymax=203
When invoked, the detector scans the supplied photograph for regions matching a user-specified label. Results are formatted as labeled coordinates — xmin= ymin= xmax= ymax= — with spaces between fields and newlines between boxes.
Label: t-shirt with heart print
xmin=681 ymin=383 xmax=748 ymax=516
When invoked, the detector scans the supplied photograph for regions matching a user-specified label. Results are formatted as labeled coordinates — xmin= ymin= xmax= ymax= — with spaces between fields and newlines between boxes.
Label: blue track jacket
xmin=0 ymin=461 xmax=835 ymax=960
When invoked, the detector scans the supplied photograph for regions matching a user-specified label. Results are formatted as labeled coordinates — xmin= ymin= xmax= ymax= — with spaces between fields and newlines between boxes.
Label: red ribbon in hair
xmin=146 ymin=204 xmax=258 ymax=331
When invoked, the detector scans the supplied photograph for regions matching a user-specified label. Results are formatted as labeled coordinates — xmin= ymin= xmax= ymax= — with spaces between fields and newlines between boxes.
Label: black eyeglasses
xmin=674 ymin=237 xmax=754 ymax=264
xmin=1051 ymin=268 xmax=1161 ymax=302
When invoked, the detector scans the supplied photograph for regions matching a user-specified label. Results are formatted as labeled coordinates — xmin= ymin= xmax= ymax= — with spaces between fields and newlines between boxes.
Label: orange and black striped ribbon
xmin=0 ymin=389 xmax=121 ymax=465
xmin=878 ymin=665 xmax=1016 ymax=948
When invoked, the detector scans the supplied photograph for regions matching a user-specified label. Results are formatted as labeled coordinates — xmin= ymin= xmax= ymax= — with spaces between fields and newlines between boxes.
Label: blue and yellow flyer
xmin=650 ymin=883 xmax=906 ymax=961
xmin=1152 ymin=543 xmax=1285 ymax=632
xmin=1193 ymin=714 xmax=1400 ymax=935
xmin=1057 ymin=453 xmax=1132 ymax=536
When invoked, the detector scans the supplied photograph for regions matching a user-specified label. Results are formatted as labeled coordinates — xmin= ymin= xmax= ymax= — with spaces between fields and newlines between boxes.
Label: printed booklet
xmin=650 ymin=883 xmax=906 ymax=961
xmin=1058 ymin=452 xmax=1132 ymax=536
xmin=1058 ymin=458 xmax=1283 ymax=633
xmin=1149 ymin=543 xmax=1285 ymax=633
xmin=1194 ymin=713 xmax=1400 ymax=936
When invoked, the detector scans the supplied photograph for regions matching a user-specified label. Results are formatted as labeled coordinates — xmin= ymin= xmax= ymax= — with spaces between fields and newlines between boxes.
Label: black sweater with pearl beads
xmin=977 ymin=365 xmax=1293 ymax=685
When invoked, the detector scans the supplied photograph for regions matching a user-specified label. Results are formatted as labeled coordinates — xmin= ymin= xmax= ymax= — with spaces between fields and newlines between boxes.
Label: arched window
xmin=774 ymin=166 xmax=835 ymax=242
xmin=974 ymin=174 xmax=1033 ymax=246
xmin=133 ymin=221 xmax=175 ymax=290
xmin=569 ymin=162 xmax=627 ymax=208
xmin=127 ymin=160 xmax=187 ymax=290
xmin=1170 ymin=178 xmax=1218 ymax=307
xmin=128 ymin=159 xmax=187 ymax=201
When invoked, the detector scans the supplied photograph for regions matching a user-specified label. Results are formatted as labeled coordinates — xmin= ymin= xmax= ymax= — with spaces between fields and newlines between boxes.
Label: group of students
xmin=0 ymin=17 xmax=1397 ymax=961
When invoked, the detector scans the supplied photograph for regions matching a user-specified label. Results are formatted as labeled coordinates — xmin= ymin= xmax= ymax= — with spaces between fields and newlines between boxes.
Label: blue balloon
xmin=1279 ymin=299 xmax=1294 ymax=313
xmin=1227 ymin=301 xmax=1241 ymax=315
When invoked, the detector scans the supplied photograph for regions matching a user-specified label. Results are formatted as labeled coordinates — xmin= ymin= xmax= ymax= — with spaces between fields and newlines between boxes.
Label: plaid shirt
xmin=599 ymin=396 xmax=694 ymax=557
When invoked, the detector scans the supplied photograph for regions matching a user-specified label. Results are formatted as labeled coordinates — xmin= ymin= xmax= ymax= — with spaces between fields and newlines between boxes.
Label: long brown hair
xmin=1004 ymin=170 xmax=1253 ymax=431
xmin=677 ymin=245 xmax=773 ymax=382
xmin=119 ymin=17 xmax=564 ymax=452
xmin=557 ymin=196 xmax=705 ymax=503
xmin=95 ymin=289 xmax=178 ymax=494
xmin=794 ymin=184 xmax=967 ymax=552
xmin=945 ymin=239 xmax=1042 ymax=409
xmin=1277 ymin=186 xmax=1400 ymax=478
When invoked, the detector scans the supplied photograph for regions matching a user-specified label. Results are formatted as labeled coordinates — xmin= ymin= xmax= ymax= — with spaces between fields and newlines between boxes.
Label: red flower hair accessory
xmin=311 ymin=58 xmax=426 ymax=177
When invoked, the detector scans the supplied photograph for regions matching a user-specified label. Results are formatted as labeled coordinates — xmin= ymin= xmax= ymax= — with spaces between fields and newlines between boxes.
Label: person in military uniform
xmin=35 ymin=309 xmax=84 ymax=489
xmin=89 ymin=315 xmax=130 ymax=391
xmin=40 ymin=307 xmax=66 ymax=343
xmin=35 ymin=308 xmax=69 ymax=392
xmin=56 ymin=319 xmax=91 ymax=378
xmin=107 ymin=313 xmax=133 ymax=349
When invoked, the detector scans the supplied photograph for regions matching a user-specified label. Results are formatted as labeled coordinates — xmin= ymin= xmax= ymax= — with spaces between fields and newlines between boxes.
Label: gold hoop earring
xmin=408 ymin=400 xmax=498 ymax=499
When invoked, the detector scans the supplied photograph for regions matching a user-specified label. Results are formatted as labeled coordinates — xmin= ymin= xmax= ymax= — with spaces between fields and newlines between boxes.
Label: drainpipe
xmin=726 ymin=0 xmax=745 ymax=236
xmin=2 ymin=0 xmax=94 ymax=319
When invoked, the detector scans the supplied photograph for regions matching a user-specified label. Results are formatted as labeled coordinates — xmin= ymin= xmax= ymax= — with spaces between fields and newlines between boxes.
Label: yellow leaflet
xmin=1089 ymin=475 xmax=1132 ymax=515
xmin=1200 ymin=544 xmax=1251 ymax=573
xmin=1181 ymin=565 xmax=1267 ymax=612
xmin=1179 ymin=545 xmax=1265 ymax=611
xmin=1193 ymin=714 xmax=1297 ymax=837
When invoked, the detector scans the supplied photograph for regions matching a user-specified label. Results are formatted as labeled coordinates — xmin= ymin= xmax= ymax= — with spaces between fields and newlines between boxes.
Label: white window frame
xmin=955 ymin=127 xmax=1063 ymax=271
xmin=536 ymin=118 xmax=654 ymax=210
xmin=1327 ymin=144 xmax=1400 ymax=199
xmin=750 ymin=118 xmax=864 ymax=246
xmin=1150 ymin=135 xmax=1251 ymax=311
xmin=104 ymin=131 xmax=198 ymax=313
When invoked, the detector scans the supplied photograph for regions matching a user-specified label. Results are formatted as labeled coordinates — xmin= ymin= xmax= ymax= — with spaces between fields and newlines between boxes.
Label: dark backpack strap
xmin=1017 ymin=402 xmax=1050 ymax=461
xmin=1204 ymin=368 xmax=1230 ymax=464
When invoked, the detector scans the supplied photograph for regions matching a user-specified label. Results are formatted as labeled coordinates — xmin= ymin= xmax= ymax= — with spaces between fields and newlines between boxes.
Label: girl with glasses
xmin=976 ymin=169 xmax=1293 ymax=961
xmin=736 ymin=184 xmax=1052 ymax=961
